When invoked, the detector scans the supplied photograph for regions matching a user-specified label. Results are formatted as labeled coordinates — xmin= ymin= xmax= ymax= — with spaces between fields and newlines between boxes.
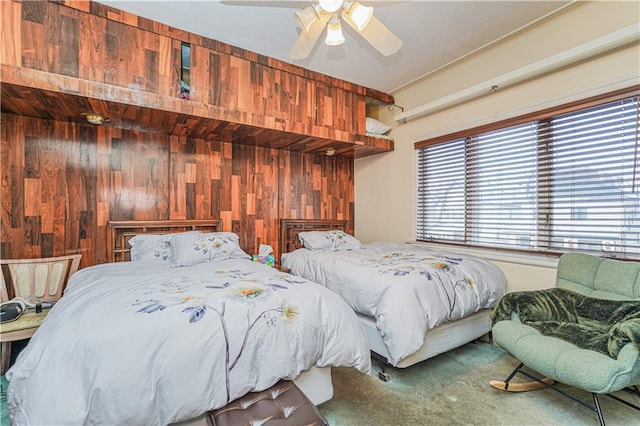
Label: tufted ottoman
xmin=209 ymin=380 xmax=328 ymax=426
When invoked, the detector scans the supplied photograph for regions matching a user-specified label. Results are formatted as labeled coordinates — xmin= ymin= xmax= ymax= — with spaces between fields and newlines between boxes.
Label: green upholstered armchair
xmin=491 ymin=252 xmax=640 ymax=425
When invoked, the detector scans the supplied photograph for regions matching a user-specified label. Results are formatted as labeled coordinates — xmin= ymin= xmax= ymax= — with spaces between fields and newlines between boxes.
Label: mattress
xmin=6 ymin=258 xmax=370 ymax=425
xmin=282 ymin=241 xmax=505 ymax=366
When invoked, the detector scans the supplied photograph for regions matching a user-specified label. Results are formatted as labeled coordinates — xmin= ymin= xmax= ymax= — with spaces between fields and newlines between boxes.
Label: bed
xmin=279 ymin=219 xmax=506 ymax=375
xmin=6 ymin=220 xmax=371 ymax=425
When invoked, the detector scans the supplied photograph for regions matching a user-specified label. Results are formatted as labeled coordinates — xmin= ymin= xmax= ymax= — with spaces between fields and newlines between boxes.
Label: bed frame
xmin=279 ymin=219 xmax=349 ymax=261
xmin=106 ymin=220 xmax=223 ymax=263
xmin=279 ymin=218 xmax=493 ymax=380
xmin=105 ymin=219 xmax=333 ymax=417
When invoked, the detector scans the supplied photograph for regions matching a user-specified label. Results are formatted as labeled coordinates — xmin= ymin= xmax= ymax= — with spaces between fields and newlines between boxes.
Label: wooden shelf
xmin=0 ymin=65 xmax=393 ymax=158
xmin=0 ymin=1 xmax=394 ymax=158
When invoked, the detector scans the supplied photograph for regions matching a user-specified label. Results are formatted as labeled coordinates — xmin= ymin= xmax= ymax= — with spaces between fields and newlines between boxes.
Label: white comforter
xmin=282 ymin=242 xmax=505 ymax=365
xmin=7 ymin=259 xmax=371 ymax=425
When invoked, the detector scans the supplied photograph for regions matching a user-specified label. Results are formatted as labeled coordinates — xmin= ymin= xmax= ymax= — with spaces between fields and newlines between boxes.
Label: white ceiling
xmin=97 ymin=0 xmax=571 ymax=93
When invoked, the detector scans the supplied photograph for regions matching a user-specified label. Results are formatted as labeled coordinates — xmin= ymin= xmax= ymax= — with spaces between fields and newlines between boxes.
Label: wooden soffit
xmin=0 ymin=65 xmax=392 ymax=158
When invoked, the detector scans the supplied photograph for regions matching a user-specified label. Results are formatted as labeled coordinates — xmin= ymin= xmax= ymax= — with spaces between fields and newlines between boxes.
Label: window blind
xmin=417 ymin=92 xmax=640 ymax=259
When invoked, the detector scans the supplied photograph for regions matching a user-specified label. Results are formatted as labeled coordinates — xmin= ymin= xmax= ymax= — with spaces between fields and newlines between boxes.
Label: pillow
xmin=365 ymin=117 xmax=391 ymax=135
xmin=129 ymin=231 xmax=202 ymax=262
xmin=298 ymin=230 xmax=363 ymax=251
xmin=170 ymin=232 xmax=250 ymax=267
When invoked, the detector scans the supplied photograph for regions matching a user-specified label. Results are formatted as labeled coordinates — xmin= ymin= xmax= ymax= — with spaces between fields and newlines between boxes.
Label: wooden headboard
xmin=279 ymin=219 xmax=349 ymax=260
xmin=106 ymin=220 xmax=223 ymax=263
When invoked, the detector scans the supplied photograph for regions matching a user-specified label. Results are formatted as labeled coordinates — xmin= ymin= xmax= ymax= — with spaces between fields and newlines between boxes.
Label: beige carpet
xmin=318 ymin=342 xmax=639 ymax=426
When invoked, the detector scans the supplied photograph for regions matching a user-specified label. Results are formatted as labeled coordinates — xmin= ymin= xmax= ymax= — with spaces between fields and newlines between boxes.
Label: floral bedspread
xmin=282 ymin=242 xmax=505 ymax=365
xmin=6 ymin=259 xmax=371 ymax=425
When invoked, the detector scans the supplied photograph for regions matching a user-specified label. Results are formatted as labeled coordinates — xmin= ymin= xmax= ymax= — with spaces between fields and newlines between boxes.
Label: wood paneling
xmin=0 ymin=1 xmax=394 ymax=156
xmin=18 ymin=1 xmax=178 ymax=96
xmin=0 ymin=1 xmax=380 ymax=265
xmin=1 ymin=113 xmax=353 ymax=267
xmin=278 ymin=151 xmax=353 ymax=228
xmin=0 ymin=74 xmax=393 ymax=158
xmin=80 ymin=0 xmax=394 ymax=105
xmin=0 ymin=1 xmax=21 ymax=66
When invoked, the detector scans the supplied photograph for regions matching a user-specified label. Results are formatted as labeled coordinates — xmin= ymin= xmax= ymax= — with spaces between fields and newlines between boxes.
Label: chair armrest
xmin=610 ymin=318 xmax=640 ymax=358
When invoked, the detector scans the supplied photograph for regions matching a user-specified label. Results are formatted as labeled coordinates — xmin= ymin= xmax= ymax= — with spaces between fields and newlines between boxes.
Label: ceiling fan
xmin=291 ymin=0 xmax=402 ymax=60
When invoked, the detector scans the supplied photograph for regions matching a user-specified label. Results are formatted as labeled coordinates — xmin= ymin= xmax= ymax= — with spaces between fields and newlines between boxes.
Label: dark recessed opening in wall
xmin=180 ymin=42 xmax=191 ymax=100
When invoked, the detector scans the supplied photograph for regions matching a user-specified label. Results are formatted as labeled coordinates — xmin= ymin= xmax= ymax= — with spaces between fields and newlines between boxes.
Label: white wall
xmin=354 ymin=1 xmax=640 ymax=292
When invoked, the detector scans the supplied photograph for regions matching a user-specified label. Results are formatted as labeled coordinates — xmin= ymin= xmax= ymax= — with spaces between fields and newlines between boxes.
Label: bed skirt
xmin=361 ymin=309 xmax=492 ymax=368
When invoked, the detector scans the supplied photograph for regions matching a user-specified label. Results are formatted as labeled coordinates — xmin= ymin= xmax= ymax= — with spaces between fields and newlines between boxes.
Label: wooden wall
xmin=0 ymin=0 xmax=393 ymax=140
xmin=0 ymin=0 xmax=364 ymax=268
xmin=1 ymin=113 xmax=354 ymax=267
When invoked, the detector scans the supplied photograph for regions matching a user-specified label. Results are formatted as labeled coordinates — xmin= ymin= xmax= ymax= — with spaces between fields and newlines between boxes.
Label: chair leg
xmin=502 ymin=362 xmax=524 ymax=390
xmin=1 ymin=341 xmax=12 ymax=376
xmin=604 ymin=386 xmax=640 ymax=412
xmin=490 ymin=363 xmax=555 ymax=392
xmin=495 ymin=361 xmax=639 ymax=425
xmin=592 ymin=394 xmax=605 ymax=426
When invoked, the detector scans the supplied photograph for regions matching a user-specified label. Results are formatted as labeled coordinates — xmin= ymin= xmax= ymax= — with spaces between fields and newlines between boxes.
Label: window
xmin=180 ymin=43 xmax=191 ymax=100
xmin=416 ymin=87 xmax=640 ymax=259
xmin=571 ymin=207 xmax=587 ymax=221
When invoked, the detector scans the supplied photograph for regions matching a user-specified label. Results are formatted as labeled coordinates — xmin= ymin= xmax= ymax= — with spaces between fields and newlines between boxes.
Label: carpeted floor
xmin=2 ymin=341 xmax=637 ymax=425
xmin=318 ymin=341 xmax=639 ymax=426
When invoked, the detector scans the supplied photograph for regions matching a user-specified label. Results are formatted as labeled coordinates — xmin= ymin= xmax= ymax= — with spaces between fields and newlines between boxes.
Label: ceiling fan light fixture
xmin=318 ymin=0 xmax=344 ymax=14
xmin=290 ymin=0 xmax=402 ymax=60
xmin=325 ymin=17 xmax=345 ymax=46
xmin=345 ymin=1 xmax=373 ymax=31
xmin=294 ymin=5 xmax=319 ymax=34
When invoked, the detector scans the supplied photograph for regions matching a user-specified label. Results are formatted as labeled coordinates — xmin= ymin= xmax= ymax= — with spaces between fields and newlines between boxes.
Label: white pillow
xmin=366 ymin=117 xmax=391 ymax=135
xmin=298 ymin=230 xmax=363 ymax=251
xmin=170 ymin=232 xmax=250 ymax=267
xmin=129 ymin=231 xmax=202 ymax=262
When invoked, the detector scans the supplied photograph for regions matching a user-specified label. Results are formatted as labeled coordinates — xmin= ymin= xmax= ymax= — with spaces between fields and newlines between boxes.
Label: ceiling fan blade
xmin=220 ymin=1 xmax=311 ymax=8
xmin=343 ymin=14 xmax=402 ymax=56
xmin=290 ymin=13 xmax=330 ymax=60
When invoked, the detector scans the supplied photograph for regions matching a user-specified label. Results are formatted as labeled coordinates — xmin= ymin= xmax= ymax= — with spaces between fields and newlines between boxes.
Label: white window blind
xmin=417 ymin=93 xmax=640 ymax=259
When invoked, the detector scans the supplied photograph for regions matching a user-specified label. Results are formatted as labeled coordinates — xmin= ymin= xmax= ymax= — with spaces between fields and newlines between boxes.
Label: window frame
xmin=414 ymin=85 xmax=640 ymax=259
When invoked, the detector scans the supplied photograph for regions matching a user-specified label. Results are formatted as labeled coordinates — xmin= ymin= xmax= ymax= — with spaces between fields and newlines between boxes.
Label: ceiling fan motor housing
xmin=291 ymin=1 xmax=402 ymax=60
